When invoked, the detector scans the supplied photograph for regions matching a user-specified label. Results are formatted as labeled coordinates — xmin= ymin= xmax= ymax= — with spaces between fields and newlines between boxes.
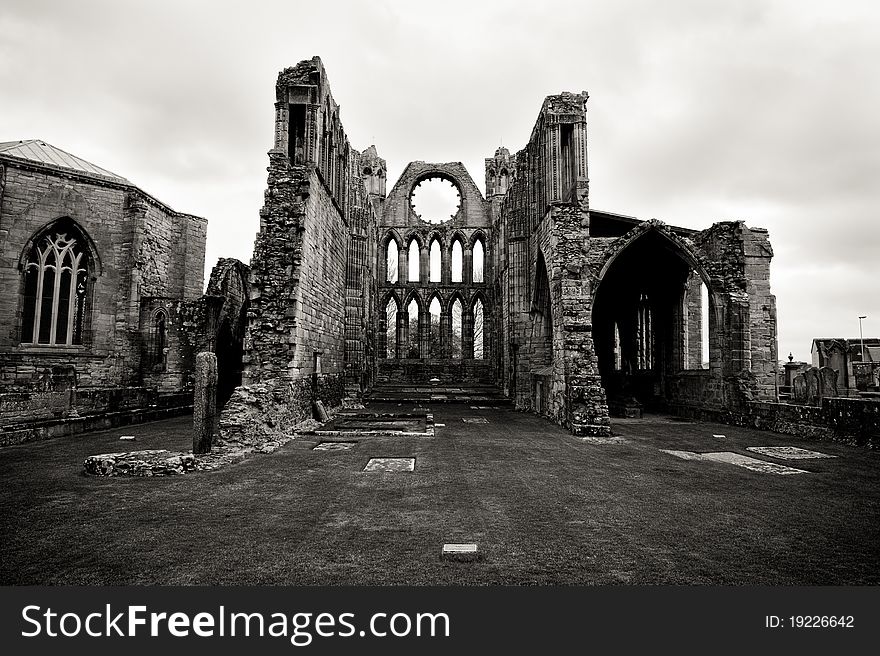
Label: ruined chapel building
xmin=0 ymin=140 xmax=248 ymax=444
xmin=225 ymin=57 xmax=779 ymax=439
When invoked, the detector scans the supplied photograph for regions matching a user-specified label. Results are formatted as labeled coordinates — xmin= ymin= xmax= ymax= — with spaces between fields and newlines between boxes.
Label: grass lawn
xmin=1 ymin=405 xmax=878 ymax=585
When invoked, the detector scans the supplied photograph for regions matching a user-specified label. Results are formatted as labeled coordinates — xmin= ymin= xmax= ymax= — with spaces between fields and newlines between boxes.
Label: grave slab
xmin=701 ymin=452 xmax=809 ymax=475
xmin=660 ymin=449 xmax=809 ymax=474
xmin=580 ymin=436 xmax=627 ymax=445
xmin=746 ymin=446 xmax=837 ymax=460
xmin=313 ymin=442 xmax=357 ymax=451
xmin=363 ymin=457 xmax=415 ymax=472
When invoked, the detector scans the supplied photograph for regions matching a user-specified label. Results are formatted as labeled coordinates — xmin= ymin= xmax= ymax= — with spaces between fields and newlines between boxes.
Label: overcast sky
xmin=2 ymin=0 xmax=878 ymax=361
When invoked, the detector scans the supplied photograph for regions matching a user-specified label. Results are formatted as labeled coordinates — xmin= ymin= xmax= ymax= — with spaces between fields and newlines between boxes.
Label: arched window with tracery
xmin=21 ymin=222 xmax=91 ymax=346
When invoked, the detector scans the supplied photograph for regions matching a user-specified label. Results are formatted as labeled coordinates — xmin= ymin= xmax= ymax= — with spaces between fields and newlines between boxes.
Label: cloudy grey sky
xmin=2 ymin=0 xmax=878 ymax=360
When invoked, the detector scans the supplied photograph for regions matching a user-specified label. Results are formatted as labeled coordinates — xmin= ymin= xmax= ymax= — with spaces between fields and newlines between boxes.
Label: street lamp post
xmin=858 ymin=315 xmax=867 ymax=362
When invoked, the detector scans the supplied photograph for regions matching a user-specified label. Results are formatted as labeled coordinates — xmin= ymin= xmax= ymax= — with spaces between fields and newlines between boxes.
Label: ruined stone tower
xmin=221 ymin=56 xmax=777 ymax=440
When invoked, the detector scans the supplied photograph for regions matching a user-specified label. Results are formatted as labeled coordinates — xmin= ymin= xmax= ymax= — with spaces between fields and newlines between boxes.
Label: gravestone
xmin=792 ymin=373 xmax=807 ymax=403
xmin=818 ymin=366 xmax=839 ymax=398
xmin=193 ymin=351 xmax=218 ymax=454
xmin=313 ymin=400 xmax=330 ymax=422
xmin=803 ymin=367 xmax=821 ymax=405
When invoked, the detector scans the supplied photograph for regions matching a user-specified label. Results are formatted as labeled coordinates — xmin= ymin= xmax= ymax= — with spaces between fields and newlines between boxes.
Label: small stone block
xmin=119 ymin=436 xmax=136 ymax=441
xmin=712 ymin=434 xmax=726 ymax=439
xmin=462 ymin=418 xmax=489 ymax=424
xmin=441 ymin=543 xmax=481 ymax=562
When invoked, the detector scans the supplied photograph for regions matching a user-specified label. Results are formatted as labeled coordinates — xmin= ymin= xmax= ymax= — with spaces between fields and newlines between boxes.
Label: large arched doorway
xmin=592 ymin=229 xmax=712 ymax=413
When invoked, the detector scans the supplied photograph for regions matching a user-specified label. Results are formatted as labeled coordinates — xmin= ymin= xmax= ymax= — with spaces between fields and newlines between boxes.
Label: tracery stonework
xmin=224 ymin=57 xmax=778 ymax=439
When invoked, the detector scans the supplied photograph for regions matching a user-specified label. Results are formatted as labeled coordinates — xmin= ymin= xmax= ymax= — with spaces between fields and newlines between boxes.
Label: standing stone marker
xmin=193 ymin=351 xmax=218 ymax=454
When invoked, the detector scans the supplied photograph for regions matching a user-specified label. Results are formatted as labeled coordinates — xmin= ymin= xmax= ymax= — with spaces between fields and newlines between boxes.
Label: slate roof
xmin=0 ymin=139 xmax=128 ymax=183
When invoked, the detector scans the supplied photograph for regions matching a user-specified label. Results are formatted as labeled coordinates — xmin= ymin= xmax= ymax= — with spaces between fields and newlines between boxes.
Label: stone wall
xmin=228 ymin=57 xmax=378 ymax=435
xmin=495 ymin=89 xmax=610 ymax=436
xmin=377 ymin=161 xmax=494 ymax=382
xmin=0 ymin=156 xmax=206 ymax=393
xmin=670 ymin=396 xmax=880 ymax=448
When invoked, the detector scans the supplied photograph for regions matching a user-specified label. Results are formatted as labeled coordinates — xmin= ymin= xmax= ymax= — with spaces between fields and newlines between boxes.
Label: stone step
xmin=367 ymin=383 xmax=510 ymax=404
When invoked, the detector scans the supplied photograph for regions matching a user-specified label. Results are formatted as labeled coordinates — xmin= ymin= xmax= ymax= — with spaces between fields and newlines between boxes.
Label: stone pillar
xmin=398 ymin=245 xmax=407 ymax=284
xmin=463 ymin=308 xmax=475 ymax=359
xmin=420 ymin=243 xmax=429 ymax=283
xmin=193 ymin=351 xmax=218 ymax=455
xmin=440 ymin=310 xmax=452 ymax=358
xmin=685 ymin=273 xmax=704 ymax=369
xmin=378 ymin=311 xmax=387 ymax=359
xmin=419 ymin=308 xmax=430 ymax=359
xmin=273 ymin=101 xmax=289 ymax=153
xmin=397 ymin=310 xmax=408 ymax=359
xmin=464 ymin=246 xmax=473 ymax=284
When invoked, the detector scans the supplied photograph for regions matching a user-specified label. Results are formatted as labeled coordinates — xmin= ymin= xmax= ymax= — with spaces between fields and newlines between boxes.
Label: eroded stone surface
xmin=746 ymin=446 xmax=836 ymax=460
xmin=83 ymin=450 xmax=195 ymax=477
xmin=313 ymin=441 xmax=356 ymax=451
xmin=363 ymin=457 xmax=415 ymax=472
xmin=660 ymin=449 xmax=705 ymax=461
xmin=701 ymin=451 xmax=809 ymax=474
xmin=579 ymin=436 xmax=628 ymax=445
xmin=660 ymin=449 xmax=809 ymax=474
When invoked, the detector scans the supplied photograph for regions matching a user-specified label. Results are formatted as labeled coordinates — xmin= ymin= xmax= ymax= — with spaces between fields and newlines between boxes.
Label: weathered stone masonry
xmin=0 ymin=141 xmax=215 ymax=443
xmin=222 ymin=59 xmax=378 ymax=441
xmin=225 ymin=57 xmax=781 ymax=441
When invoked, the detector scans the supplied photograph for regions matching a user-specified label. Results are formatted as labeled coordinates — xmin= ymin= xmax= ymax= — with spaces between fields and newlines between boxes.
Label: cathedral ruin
xmin=222 ymin=56 xmax=779 ymax=440
xmin=0 ymin=56 xmax=789 ymax=444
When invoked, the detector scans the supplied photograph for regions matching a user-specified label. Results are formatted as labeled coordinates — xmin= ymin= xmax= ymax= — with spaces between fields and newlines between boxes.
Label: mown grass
xmin=1 ymin=407 xmax=878 ymax=585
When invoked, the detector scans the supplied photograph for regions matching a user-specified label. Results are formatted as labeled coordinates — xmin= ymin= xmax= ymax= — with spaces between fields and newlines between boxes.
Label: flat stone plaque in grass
xmin=746 ymin=446 xmax=837 ymax=460
xmin=580 ymin=436 xmax=627 ymax=445
xmin=441 ymin=543 xmax=481 ymax=562
xmin=462 ymin=417 xmax=489 ymax=424
xmin=702 ymin=452 xmax=809 ymax=474
xmin=660 ymin=449 xmax=705 ymax=461
xmin=313 ymin=442 xmax=356 ymax=451
xmin=661 ymin=449 xmax=809 ymax=474
xmin=363 ymin=457 xmax=415 ymax=472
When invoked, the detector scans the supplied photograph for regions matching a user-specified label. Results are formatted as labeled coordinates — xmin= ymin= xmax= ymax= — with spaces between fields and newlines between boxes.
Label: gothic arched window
xmin=150 ymin=309 xmax=168 ymax=370
xmin=429 ymin=239 xmax=441 ymax=282
xmin=408 ymin=240 xmax=420 ymax=282
xmin=21 ymin=223 xmax=90 ymax=346
xmin=472 ymin=238 xmax=485 ymax=283
xmin=386 ymin=239 xmax=399 ymax=283
xmin=451 ymin=239 xmax=463 ymax=283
